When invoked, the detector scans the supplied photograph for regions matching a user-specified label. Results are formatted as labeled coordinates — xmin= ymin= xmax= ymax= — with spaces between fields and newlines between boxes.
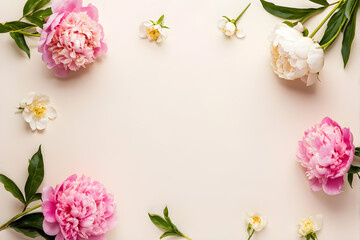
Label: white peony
xmin=19 ymin=92 xmax=57 ymax=131
xmin=139 ymin=21 xmax=168 ymax=43
xmin=218 ymin=19 xmax=245 ymax=39
xmin=246 ymin=212 xmax=267 ymax=232
xmin=298 ymin=215 xmax=322 ymax=237
xmin=271 ymin=23 xmax=324 ymax=86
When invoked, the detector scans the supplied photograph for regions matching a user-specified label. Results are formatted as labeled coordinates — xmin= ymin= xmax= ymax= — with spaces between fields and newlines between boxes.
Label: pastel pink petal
xmin=321 ymin=117 xmax=341 ymax=129
xmin=309 ymin=178 xmax=322 ymax=192
xmin=53 ymin=66 xmax=71 ymax=78
xmin=105 ymin=215 xmax=118 ymax=231
xmin=55 ymin=232 xmax=65 ymax=240
xmin=94 ymin=42 xmax=107 ymax=58
xmin=88 ymin=234 xmax=107 ymax=240
xmin=43 ymin=220 xmax=60 ymax=235
xmin=52 ymin=0 xmax=82 ymax=13
xmin=81 ymin=4 xmax=99 ymax=21
xmin=42 ymin=186 xmax=54 ymax=202
xmin=42 ymin=201 xmax=57 ymax=223
xmin=323 ymin=177 xmax=344 ymax=195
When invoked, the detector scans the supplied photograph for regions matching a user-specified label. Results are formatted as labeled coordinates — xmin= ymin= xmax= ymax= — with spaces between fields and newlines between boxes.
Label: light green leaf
xmin=160 ymin=231 xmax=181 ymax=239
xmin=148 ymin=214 xmax=173 ymax=231
xmin=260 ymin=0 xmax=325 ymax=20
xmin=25 ymin=146 xmax=44 ymax=203
xmin=0 ymin=174 xmax=25 ymax=204
xmin=157 ymin=15 xmax=165 ymax=25
xmin=10 ymin=32 xmax=30 ymax=58
xmin=163 ymin=206 xmax=169 ymax=217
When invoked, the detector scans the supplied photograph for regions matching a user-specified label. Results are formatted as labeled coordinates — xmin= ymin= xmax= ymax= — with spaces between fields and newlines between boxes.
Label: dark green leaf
xmin=303 ymin=28 xmax=309 ymax=37
xmin=163 ymin=206 xmax=169 ymax=217
xmin=348 ymin=165 xmax=360 ymax=174
xmin=345 ymin=0 xmax=357 ymax=19
xmin=23 ymin=0 xmax=43 ymax=15
xmin=10 ymin=213 xmax=44 ymax=230
xmin=26 ymin=15 xmax=44 ymax=28
xmin=4 ymin=21 xmax=35 ymax=31
xmin=260 ymin=0 xmax=325 ymax=20
xmin=160 ymin=232 xmax=181 ymax=239
xmin=11 ymin=226 xmax=39 ymax=238
xmin=27 ymin=193 xmax=42 ymax=205
xmin=32 ymin=8 xmax=52 ymax=20
xmin=309 ymin=0 xmax=329 ymax=5
xmin=348 ymin=173 xmax=354 ymax=188
xmin=157 ymin=15 xmax=165 ymax=25
xmin=33 ymin=0 xmax=50 ymax=12
xmin=355 ymin=147 xmax=360 ymax=157
xmin=148 ymin=214 xmax=172 ymax=231
xmin=0 ymin=174 xmax=25 ymax=203
xmin=25 ymin=146 xmax=44 ymax=203
xmin=0 ymin=23 xmax=12 ymax=33
xmin=10 ymin=32 xmax=30 ymax=58
xmin=341 ymin=2 xmax=357 ymax=67
xmin=320 ymin=5 xmax=347 ymax=48
xmin=313 ymin=232 xmax=318 ymax=239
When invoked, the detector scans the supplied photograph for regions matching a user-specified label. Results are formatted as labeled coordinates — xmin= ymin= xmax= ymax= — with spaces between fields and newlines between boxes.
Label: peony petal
xmin=53 ymin=66 xmax=71 ymax=78
xmin=35 ymin=118 xmax=48 ymax=130
xmin=42 ymin=201 xmax=57 ymax=223
xmin=305 ymin=73 xmax=317 ymax=86
xmin=139 ymin=22 xmax=149 ymax=38
xmin=55 ymin=232 xmax=65 ymax=240
xmin=309 ymin=178 xmax=322 ymax=192
xmin=88 ymin=234 xmax=107 ymax=240
xmin=47 ymin=106 xmax=57 ymax=119
xmin=52 ymin=0 xmax=82 ymax=13
xmin=217 ymin=19 xmax=227 ymax=30
xmin=43 ymin=220 xmax=60 ymax=235
xmin=235 ymin=29 xmax=245 ymax=39
xmin=81 ymin=4 xmax=99 ymax=21
xmin=322 ymin=177 xmax=344 ymax=195
xmin=42 ymin=186 xmax=54 ymax=202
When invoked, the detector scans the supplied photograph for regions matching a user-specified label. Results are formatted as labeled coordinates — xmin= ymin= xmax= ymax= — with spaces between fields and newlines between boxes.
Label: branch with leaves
xmin=0 ymin=0 xmax=52 ymax=57
xmin=0 ymin=146 xmax=53 ymax=239
xmin=260 ymin=0 xmax=359 ymax=67
xmin=148 ymin=206 xmax=192 ymax=240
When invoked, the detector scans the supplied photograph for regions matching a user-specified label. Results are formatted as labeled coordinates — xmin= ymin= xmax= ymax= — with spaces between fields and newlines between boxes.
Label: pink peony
xmin=42 ymin=174 xmax=117 ymax=240
xmin=297 ymin=117 xmax=355 ymax=195
xmin=38 ymin=0 xmax=107 ymax=78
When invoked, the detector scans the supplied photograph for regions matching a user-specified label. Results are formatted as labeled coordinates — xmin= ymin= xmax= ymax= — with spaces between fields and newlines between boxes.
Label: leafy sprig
xmin=305 ymin=232 xmax=318 ymax=240
xmin=347 ymin=147 xmax=360 ymax=188
xmin=148 ymin=206 xmax=191 ymax=240
xmin=0 ymin=146 xmax=53 ymax=239
xmin=260 ymin=0 xmax=359 ymax=67
xmin=0 ymin=0 xmax=52 ymax=57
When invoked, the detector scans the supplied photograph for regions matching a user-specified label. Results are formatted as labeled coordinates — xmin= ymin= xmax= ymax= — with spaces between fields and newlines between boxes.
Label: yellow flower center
xmin=32 ymin=103 xmax=47 ymax=118
xmin=252 ymin=216 xmax=262 ymax=224
xmin=302 ymin=219 xmax=315 ymax=232
xmin=146 ymin=27 xmax=160 ymax=41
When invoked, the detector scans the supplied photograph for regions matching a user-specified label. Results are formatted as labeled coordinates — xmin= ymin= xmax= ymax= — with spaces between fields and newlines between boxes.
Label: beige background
xmin=0 ymin=0 xmax=359 ymax=239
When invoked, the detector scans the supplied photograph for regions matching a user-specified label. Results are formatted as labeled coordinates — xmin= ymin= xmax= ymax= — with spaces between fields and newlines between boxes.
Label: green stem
xmin=9 ymin=30 xmax=40 ymax=37
xmin=309 ymin=0 xmax=344 ymax=38
xmin=235 ymin=3 xmax=251 ymax=22
xmin=182 ymin=234 xmax=192 ymax=240
xmin=0 ymin=204 xmax=42 ymax=231
xmin=247 ymin=229 xmax=255 ymax=240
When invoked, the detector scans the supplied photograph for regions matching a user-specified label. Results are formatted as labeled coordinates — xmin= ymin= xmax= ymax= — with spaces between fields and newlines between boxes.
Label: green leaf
xmin=345 ymin=0 xmax=357 ymax=19
xmin=260 ymin=0 xmax=325 ymax=20
xmin=247 ymin=225 xmax=251 ymax=234
xmin=11 ymin=226 xmax=40 ymax=238
xmin=25 ymin=146 xmax=44 ymax=203
xmin=4 ymin=21 xmax=35 ymax=31
xmin=320 ymin=5 xmax=347 ymax=48
xmin=309 ymin=0 xmax=329 ymax=5
xmin=32 ymin=8 xmax=52 ymax=20
xmin=23 ymin=0 xmax=43 ymax=15
xmin=355 ymin=147 xmax=360 ymax=157
xmin=342 ymin=0 xmax=358 ymax=67
xmin=10 ymin=32 xmax=30 ymax=58
xmin=160 ymin=231 xmax=181 ymax=239
xmin=0 ymin=24 xmax=12 ymax=33
xmin=0 ymin=174 xmax=25 ymax=204
xmin=348 ymin=165 xmax=360 ymax=174
xmin=157 ymin=15 xmax=165 ymax=25
xmin=163 ymin=206 xmax=169 ymax=217
xmin=33 ymin=0 xmax=50 ymax=12
xmin=148 ymin=214 xmax=172 ymax=231
xmin=26 ymin=15 xmax=44 ymax=28
xmin=10 ymin=213 xmax=44 ymax=230
xmin=348 ymin=173 xmax=354 ymax=188
xmin=27 ymin=193 xmax=42 ymax=205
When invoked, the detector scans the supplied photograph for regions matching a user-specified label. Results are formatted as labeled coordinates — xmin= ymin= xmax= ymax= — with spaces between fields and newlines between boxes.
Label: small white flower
xmin=298 ymin=215 xmax=322 ymax=238
xmin=247 ymin=212 xmax=267 ymax=232
xmin=139 ymin=15 xmax=169 ymax=43
xmin=19 ymin=92 xmax=57 ymax=131
xmin=270 ymin=23 xmax=324 ymax=86
xmin=218 ymin=19 xmax=245 ymax=39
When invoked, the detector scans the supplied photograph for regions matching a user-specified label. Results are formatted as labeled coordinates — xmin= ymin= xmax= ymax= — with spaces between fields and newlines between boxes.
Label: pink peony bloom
xmin=297 ymin=117 xmax=355 ymax=195
xmin=38 ymin=0 xmax=107 ymax=78
xmin=42 ymin=175 xmax=117 ymax=240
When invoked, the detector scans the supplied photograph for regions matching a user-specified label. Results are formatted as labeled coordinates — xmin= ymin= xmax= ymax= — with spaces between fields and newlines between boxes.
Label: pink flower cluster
xmin=38 ymin=0 xmax=107 ymax=78
xmin=42 ymin=174 xmax=116 ymax=240
xmin=297 ymin=117 xmax=355 ymax=195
